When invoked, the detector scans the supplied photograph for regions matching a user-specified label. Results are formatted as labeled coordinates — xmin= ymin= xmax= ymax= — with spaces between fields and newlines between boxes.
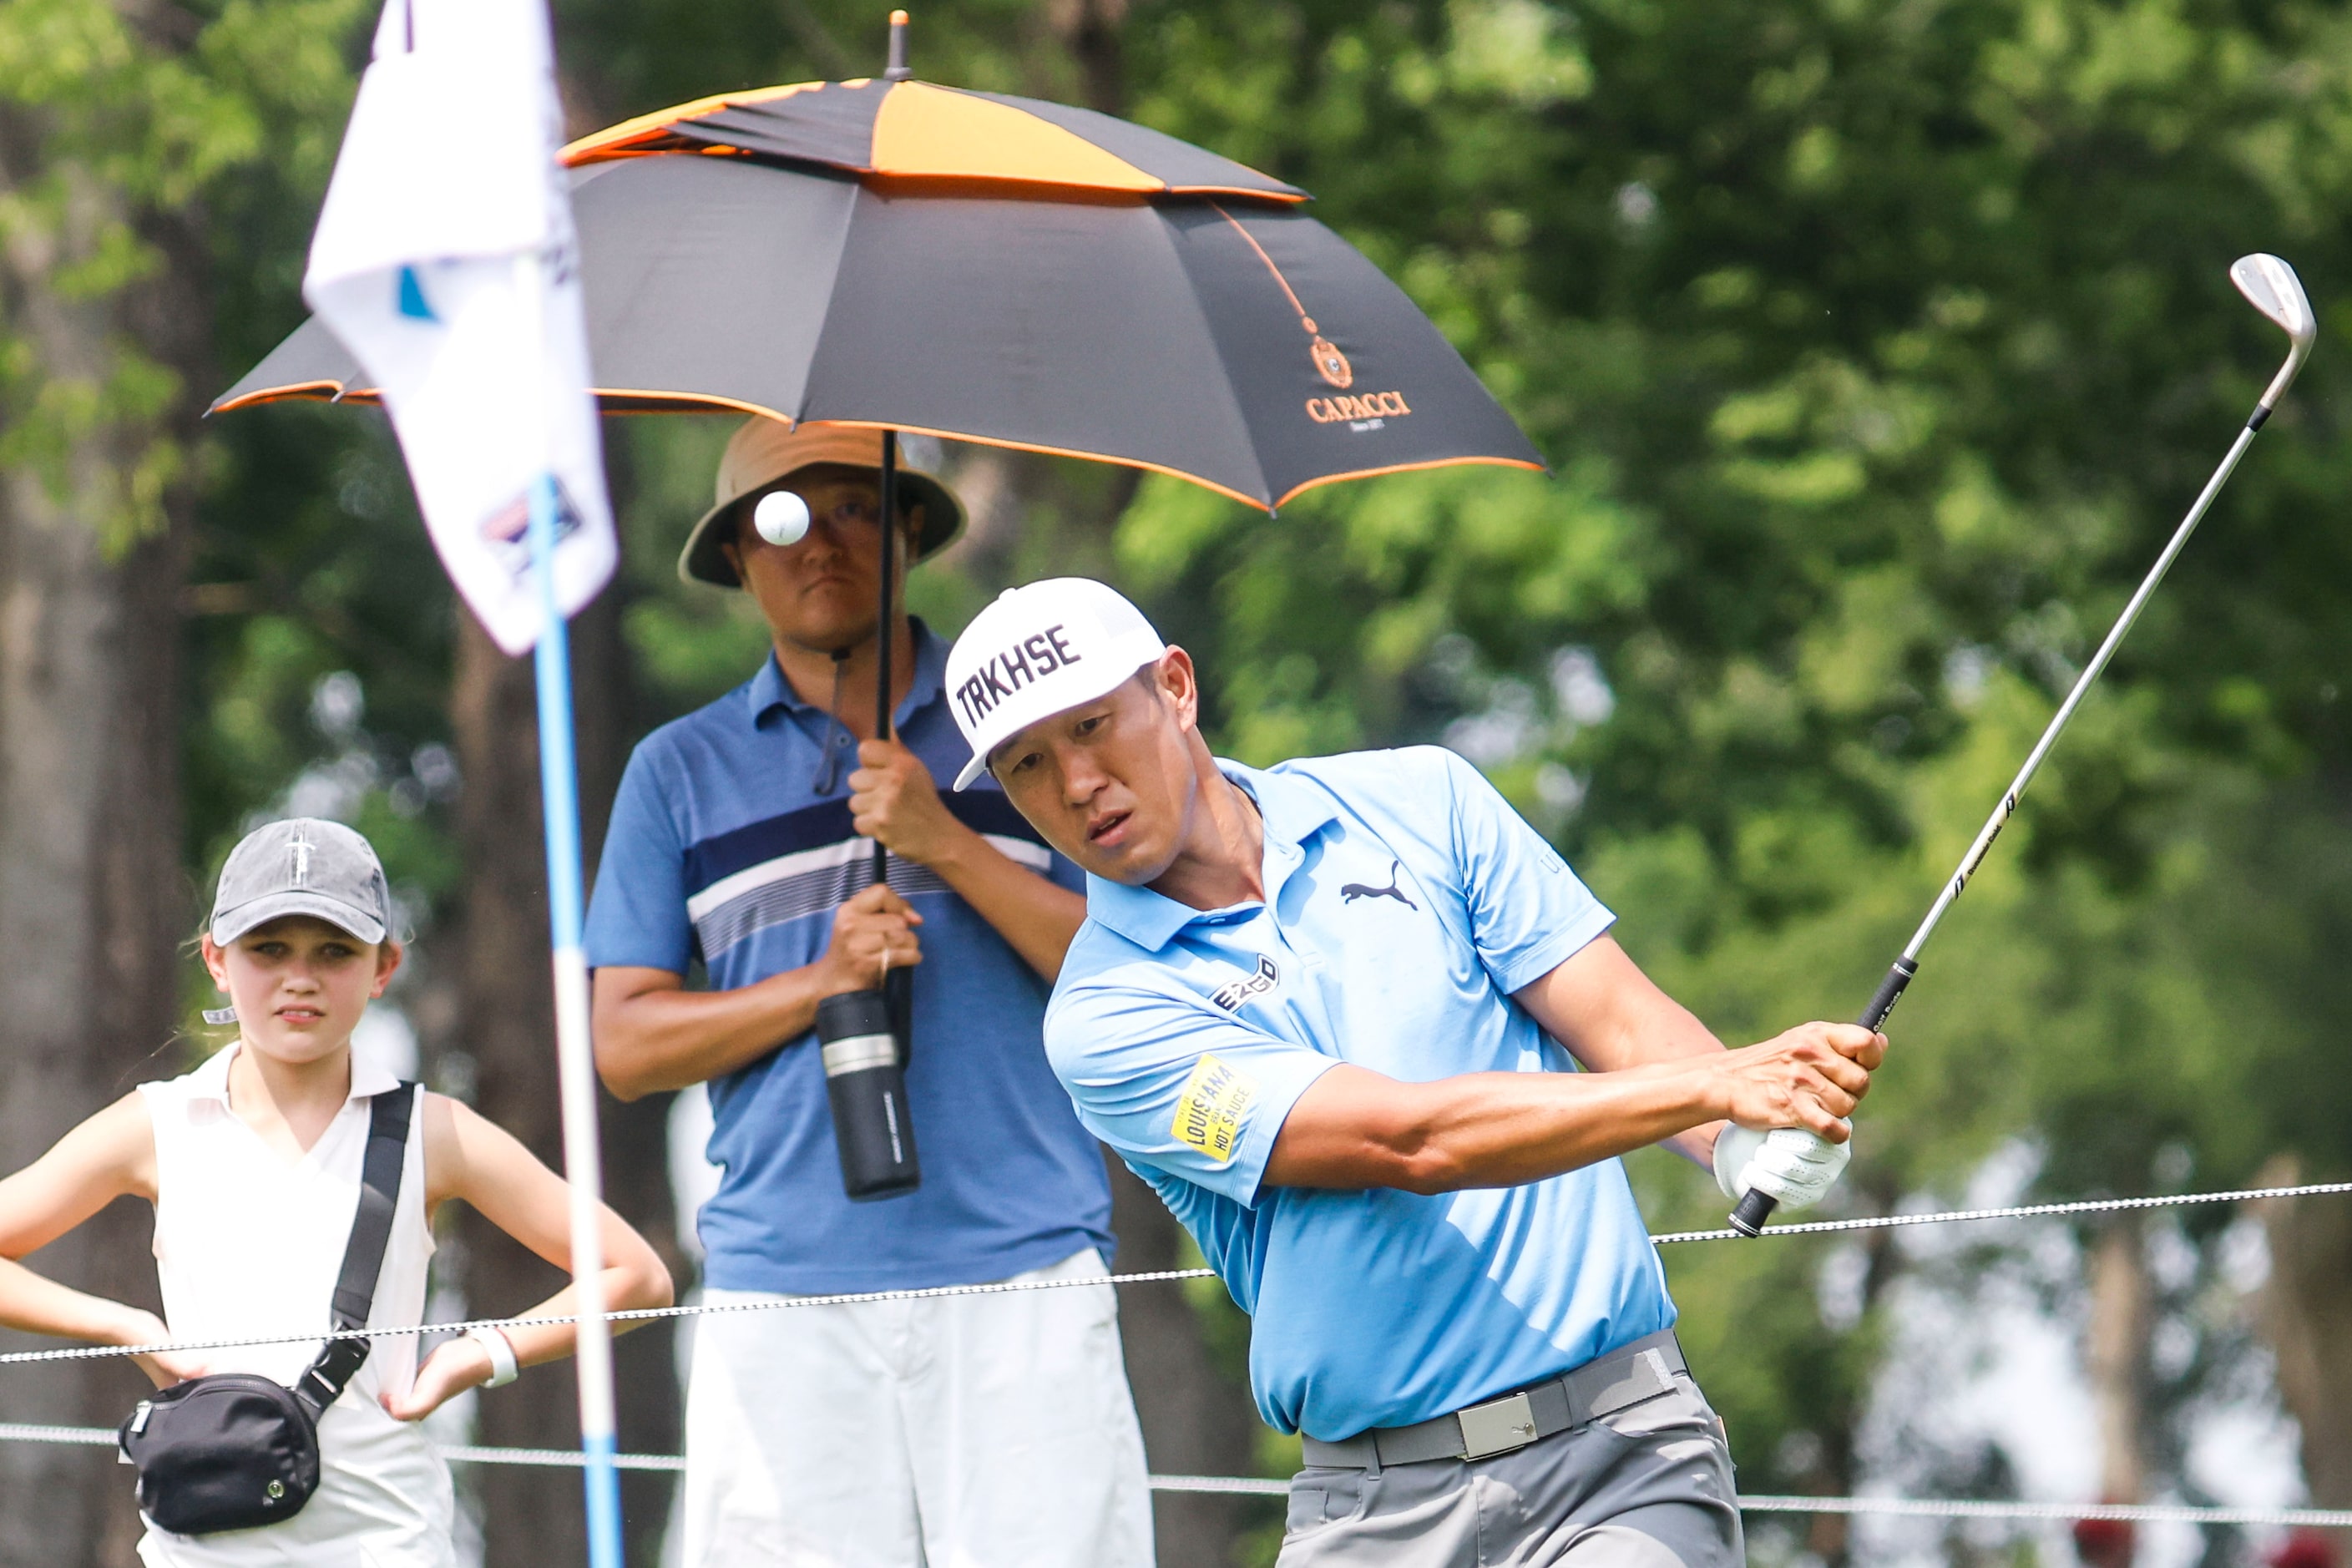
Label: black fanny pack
xmin=118 ymin=1083 xmax=416 ymax=1535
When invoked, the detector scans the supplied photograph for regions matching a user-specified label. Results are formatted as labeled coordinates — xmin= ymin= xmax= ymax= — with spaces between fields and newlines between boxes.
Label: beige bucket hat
xmin=678 ymin=420 xmax=967 ymax=588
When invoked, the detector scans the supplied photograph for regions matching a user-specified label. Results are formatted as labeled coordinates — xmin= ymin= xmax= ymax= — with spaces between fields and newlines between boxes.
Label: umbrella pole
xmin=876 ymin=431 xmax=913 ymax=1058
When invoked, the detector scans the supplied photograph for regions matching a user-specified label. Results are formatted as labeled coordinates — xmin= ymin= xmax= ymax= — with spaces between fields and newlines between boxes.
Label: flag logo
xmin=478 ymin=479 xmax=586 ymax=581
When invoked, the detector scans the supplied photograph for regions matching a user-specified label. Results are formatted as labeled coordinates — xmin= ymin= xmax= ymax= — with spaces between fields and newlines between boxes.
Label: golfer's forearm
xmin=1267 ymin=1061 xmax=1727 ymax=1194
xmin=1510 ymin=938 xmax=1733 ymax=1172
xmin=922 ymin=827 xmax=1085 ymax=980
xmin=592 ymin=969 xmax=832 ymax=1099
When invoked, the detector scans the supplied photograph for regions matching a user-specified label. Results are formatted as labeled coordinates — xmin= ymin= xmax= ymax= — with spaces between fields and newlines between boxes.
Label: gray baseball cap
xmin=210 ymin=818 xmax=392 ymax=945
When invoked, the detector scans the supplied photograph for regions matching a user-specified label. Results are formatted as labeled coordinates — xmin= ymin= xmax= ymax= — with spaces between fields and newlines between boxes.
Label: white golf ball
xmin=754 ymin=491 xmax=811 ymax=547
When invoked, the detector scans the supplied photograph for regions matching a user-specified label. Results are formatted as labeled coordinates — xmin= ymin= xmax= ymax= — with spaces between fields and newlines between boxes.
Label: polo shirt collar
xmin=1085 ymin=760 xmax=1341 ymax=953
xmin=746 ymin=619 xmax=948 ymax=731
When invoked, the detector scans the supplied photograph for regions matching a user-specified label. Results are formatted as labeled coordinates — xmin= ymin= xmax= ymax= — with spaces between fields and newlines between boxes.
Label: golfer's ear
xmin=719 ymin=538 xmax=746 ymax=583
xmin=1156 ymin=648 xmax=1201 ymax=730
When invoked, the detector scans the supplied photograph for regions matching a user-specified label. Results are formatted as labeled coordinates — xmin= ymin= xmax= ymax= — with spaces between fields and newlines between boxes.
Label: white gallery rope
xmin=4 ymin=1181 xmax=2345 ymax=1369
xmin=1736 ymin=1495 xmax=2352 ymax=1529
xmin=1646 ymin=1177 xmax=2352 ymax=1246
xmin=3 ymin=1423 xmax=2342 ymax=1523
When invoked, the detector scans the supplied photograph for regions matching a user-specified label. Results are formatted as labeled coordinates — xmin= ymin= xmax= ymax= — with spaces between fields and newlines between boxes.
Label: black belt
xmin=1300 ymin=1329 xmax=1687 ymax=1469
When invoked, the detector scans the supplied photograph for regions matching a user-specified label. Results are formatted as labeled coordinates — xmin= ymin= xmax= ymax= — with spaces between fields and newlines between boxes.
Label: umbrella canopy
xmin=215 ymin=83 xmax=1542 ymax=513
xmin=564 ymin=76 xmax=1306 ymax=204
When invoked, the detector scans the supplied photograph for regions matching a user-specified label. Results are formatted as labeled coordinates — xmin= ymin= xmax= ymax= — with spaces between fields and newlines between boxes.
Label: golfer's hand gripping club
xmin=1723 ymin=962 xmax=1908 ymax=1234
xmin=1726 ymin=255 xmax=2314 ymax=1237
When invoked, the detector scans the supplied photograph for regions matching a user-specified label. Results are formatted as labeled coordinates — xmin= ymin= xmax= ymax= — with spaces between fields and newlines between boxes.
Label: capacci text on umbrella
xmin=1307 ymin=391 xmax=1414 ymax=427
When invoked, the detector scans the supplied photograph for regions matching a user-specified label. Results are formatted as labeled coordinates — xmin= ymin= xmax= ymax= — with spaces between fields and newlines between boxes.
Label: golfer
xmin=944 ymin=578 xmax=1884 ymax=1567
xmin=585 ymin=425 xmax=1151 ymax=1568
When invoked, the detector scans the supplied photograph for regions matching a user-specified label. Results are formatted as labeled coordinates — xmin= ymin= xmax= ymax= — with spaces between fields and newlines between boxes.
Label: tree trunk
xmin=447 ymin=595 xmax=680 ymax=1567
xmin=1106 ymin=1157 xmax=1267 ymax=1568
xmin=0 ymin=82 xmax=198 ymax=1568
xmin=2071 ymin=1218 xmax=2150 ymax=1568
xmin=1045 ymin=0 xmax=1130 ymax=116
xmin=2259 ymin=1156 xmax=2352 ymax=1562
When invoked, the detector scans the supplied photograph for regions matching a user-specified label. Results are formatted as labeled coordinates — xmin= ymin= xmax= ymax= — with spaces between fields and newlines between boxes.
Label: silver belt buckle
xmin=1456 ymin=1391 xmax=1539 ymax=1460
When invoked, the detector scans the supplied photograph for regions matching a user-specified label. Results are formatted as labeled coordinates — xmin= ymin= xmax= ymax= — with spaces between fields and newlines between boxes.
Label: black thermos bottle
xmin=816 ymin=989 xmax=921 ymax=1201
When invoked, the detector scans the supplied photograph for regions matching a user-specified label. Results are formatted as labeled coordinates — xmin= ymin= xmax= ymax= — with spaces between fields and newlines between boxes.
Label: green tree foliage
xmin=2 ymin=0 xmax=359 ymax=554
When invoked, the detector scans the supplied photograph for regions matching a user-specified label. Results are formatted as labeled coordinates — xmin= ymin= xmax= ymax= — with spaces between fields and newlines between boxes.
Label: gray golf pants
xmin=1276 ymin=1372 xmax=1743 ymax=1567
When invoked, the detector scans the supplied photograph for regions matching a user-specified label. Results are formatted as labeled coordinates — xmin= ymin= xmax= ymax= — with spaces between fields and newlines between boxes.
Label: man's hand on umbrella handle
xmin=1715 ymin=1124 xmax=1851 ymax=1211
xmin=817 ymin=884 xmax=923 ymax=999
xmin=850 ymin=740 xmax=965 ymax=867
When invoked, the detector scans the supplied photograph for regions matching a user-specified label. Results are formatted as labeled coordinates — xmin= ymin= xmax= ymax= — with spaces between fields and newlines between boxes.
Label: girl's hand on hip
xmin=383 ymin=1337 xmax=493 ymax=1422
xmin=122 ymin=1308 xmax=207 ymax=1388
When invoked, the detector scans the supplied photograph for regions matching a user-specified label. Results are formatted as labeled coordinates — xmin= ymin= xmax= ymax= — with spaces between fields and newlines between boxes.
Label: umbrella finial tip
xmin=885 ymin=10 xmax=913 ymax=79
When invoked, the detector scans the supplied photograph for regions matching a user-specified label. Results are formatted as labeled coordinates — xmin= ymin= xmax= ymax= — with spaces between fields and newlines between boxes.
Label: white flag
xmin=304 ymin=0 xmax=615 ymax=655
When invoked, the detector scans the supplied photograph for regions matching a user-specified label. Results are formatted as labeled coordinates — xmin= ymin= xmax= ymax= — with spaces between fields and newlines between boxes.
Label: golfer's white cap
xmin=945 ymin=579 xmax=1166 ymax=791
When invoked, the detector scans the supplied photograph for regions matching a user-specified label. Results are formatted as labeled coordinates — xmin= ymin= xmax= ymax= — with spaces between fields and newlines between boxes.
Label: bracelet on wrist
xmin=466 ymin=1326 xmax=518 ymax=1388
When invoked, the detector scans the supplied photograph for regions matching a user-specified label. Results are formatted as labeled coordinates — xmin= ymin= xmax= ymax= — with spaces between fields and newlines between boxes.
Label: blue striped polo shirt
xmin=584 ymin=623 xmax=1112 ymax=1294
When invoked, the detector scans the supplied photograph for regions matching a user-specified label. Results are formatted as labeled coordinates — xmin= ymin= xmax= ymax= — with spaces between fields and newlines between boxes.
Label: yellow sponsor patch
xmin=1170 ymin=1054 xmax=1258 ymax=1165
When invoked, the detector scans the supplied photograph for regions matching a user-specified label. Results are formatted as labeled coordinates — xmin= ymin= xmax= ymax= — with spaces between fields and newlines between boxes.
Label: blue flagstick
xmin=526 ymin=472 xmax=627 ymax=1568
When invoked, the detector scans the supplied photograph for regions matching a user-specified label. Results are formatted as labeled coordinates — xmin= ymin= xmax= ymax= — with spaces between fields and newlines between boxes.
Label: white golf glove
xmin=1714 ymin=1123 xmax=1852 ymax=1211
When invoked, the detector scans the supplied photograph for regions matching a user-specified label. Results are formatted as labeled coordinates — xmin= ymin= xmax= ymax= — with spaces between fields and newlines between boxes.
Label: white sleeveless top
xmin=138 ymin=1044 xmax=455 ymax=1568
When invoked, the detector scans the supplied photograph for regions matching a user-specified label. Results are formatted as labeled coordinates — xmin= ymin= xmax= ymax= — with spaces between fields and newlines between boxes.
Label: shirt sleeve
xmin=584 ymin=743 xmax=695 ymax=974
xmin=1046 ymin=969 xmax=1338 ymax=1208
xmin=1433 ymin=746 xmax=1616 ymax=994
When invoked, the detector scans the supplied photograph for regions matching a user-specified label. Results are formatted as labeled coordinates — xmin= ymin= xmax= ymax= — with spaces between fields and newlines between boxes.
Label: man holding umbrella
xmin=945 ymin=577 xmax=1884 ymax=1567
xmin=584 ymin=423 xmax=1153 ymax=1568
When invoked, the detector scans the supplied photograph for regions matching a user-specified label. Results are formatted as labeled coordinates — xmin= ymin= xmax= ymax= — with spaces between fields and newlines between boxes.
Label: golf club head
xmin=2231 ymin=253 xmax=2316 ymax=411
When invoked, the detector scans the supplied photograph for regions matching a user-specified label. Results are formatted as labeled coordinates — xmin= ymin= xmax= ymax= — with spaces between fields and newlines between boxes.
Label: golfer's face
xmin=731 ymin=463 xmax=921 ymax=650
xmin=993 ymin=667 xmax=1198 ymax=885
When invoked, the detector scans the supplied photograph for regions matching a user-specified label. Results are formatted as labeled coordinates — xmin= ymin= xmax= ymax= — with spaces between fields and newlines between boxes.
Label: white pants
xmin=681 ymin=1248 xmax=1156 ymax=1568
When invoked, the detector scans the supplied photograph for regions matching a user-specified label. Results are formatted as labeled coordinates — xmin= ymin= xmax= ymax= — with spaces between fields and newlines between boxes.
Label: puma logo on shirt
xmin=1341 ymin=859 xmax=1418 ymax=911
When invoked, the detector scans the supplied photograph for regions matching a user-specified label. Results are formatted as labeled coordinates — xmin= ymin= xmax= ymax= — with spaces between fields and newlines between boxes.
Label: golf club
xmin=1728 ymin=254 xmax=2317 ymax=1237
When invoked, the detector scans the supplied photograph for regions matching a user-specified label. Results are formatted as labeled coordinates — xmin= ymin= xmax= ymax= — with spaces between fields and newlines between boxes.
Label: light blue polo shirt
xmin=584 ymin=623 xmax=1112 ymax=1295
xmin=1045 ymin=746 xmax=1675 ymax=1441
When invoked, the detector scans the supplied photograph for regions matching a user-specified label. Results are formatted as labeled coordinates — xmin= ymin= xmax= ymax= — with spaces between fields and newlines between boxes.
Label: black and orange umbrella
xmin=214 ymin=34 xmax=1542 ymax=513
xmin=215 ymin=15 xmax=1545 ymax=1095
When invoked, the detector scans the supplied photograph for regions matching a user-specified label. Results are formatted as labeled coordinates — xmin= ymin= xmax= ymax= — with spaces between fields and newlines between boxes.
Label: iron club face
xmin=2231 ymin=253 xmax=2317 ymax=412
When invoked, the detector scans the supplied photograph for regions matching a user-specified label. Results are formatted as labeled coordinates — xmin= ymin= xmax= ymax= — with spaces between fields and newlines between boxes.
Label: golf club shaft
xmin=1729 ymin=412 xmax=2269 ymax=1237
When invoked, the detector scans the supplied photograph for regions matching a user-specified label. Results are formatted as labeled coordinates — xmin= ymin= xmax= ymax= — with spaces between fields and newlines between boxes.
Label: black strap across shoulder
xmin=121 ymin=1080 xmax=421 ymax=1535
xmin=296 ymin=1081 xmax=417 ymax=1420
